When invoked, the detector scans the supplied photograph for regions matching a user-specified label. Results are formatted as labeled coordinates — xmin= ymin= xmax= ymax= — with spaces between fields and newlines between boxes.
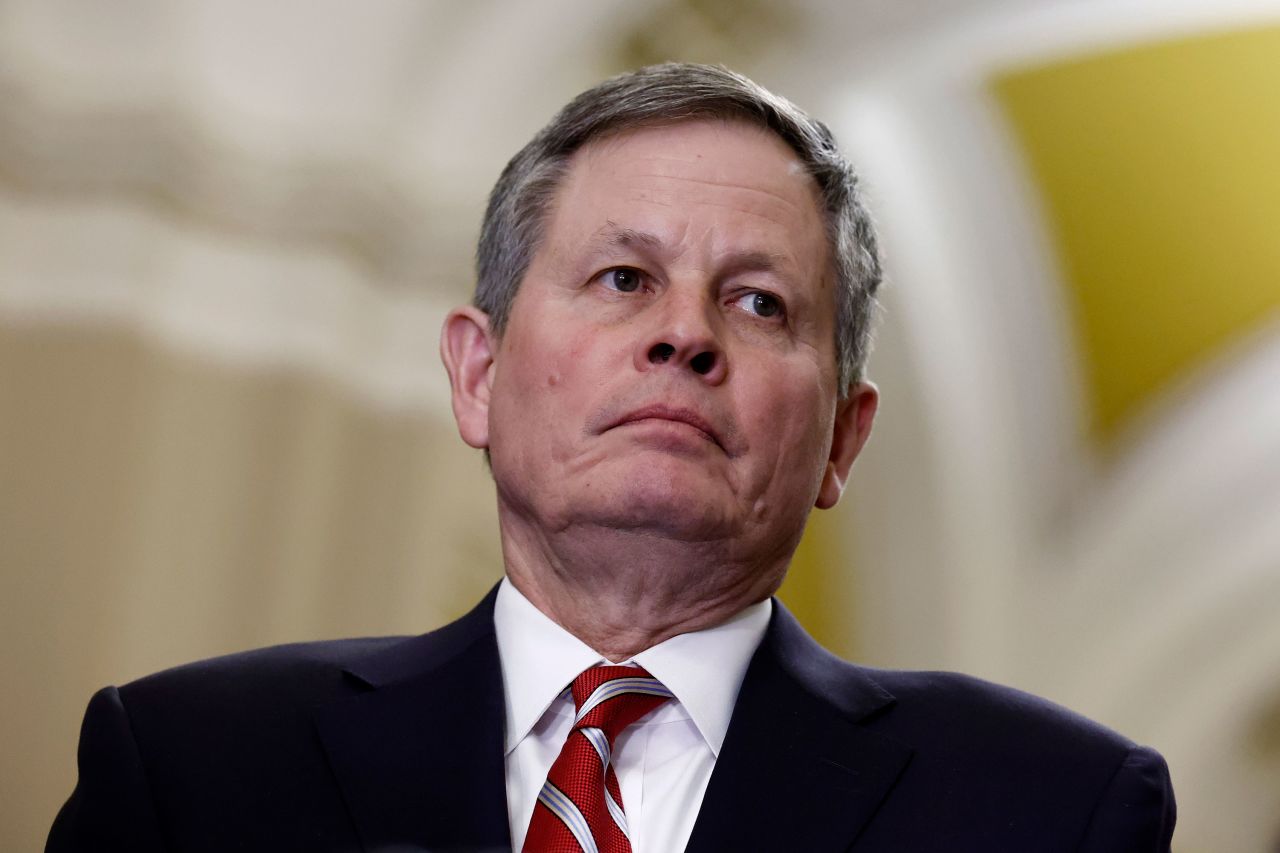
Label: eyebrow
xmin=587 ymin=221 xmax=795 ymax=280
xmin=591 ymin=221 xmax=664 ymax=252
xmin=724 ymin=250 xmax=791 ymax=278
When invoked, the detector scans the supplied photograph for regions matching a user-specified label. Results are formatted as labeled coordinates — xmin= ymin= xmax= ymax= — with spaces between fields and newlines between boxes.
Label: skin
xmin=441 ymin=118 xmax=878 ymax=661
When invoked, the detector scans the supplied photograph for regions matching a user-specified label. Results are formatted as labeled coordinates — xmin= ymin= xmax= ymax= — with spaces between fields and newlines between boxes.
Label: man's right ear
xmin=440 ymin=306 xmax=495 ymax=450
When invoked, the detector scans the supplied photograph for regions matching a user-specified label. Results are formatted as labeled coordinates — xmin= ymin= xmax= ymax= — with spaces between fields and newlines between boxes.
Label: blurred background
xmin=3 ymin=0 xmax=1279 ymax=849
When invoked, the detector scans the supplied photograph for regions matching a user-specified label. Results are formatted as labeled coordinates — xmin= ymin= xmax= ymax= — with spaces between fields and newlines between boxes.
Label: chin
xmin=581 ymin=467 xmax=737 ymax=541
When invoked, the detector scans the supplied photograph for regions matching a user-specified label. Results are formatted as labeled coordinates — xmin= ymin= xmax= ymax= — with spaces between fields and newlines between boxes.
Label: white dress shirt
xmin=494 ymin=578 xmax=771 ymax=853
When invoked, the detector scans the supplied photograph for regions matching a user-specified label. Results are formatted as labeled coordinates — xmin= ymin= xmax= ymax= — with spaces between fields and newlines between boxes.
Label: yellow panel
xmin=778 ymin=506 xmax=855 ymax=657
xmin=993 ymin=25 xmax=1280 ymax=439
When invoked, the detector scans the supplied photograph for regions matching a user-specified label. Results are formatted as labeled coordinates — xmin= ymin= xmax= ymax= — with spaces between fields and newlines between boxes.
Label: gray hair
xmin=474 ymin=62 xmax=881 ymax=392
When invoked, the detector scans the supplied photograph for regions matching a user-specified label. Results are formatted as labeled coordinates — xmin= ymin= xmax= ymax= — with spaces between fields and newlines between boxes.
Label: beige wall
xmin=0 ymin=324 xmax=503 ymax=845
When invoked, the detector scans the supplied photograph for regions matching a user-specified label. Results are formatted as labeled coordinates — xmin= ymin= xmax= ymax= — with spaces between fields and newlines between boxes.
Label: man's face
xmin=453 ymin=119 xmax=873 ymax=559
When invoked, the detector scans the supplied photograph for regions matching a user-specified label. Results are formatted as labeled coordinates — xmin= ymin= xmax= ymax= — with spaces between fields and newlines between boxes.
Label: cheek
xmin=544 ymin=337 xmax=591 ymax=387
xmin=756 ymin=380 xmax=834 ymax=472
xmin=495 ymin=338 xmax=595 ymax=446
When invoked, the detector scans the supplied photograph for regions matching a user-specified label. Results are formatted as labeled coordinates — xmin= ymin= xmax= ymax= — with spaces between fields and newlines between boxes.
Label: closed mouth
xmin=609 ymin=405 xmax=723 ymax=450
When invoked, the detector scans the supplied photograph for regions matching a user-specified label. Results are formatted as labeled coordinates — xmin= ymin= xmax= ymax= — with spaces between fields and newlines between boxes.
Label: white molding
xmin=0 ymin=193 xmax=458 ymax=416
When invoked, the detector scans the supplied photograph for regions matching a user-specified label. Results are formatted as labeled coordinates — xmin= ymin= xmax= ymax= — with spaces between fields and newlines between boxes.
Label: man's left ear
xmin=815 ymin=381 xmax=878 ymax=509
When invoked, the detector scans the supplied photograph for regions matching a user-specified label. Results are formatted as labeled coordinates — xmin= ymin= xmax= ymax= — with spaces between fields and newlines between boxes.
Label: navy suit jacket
xmin=49 ymin=587 xmax=1175 ymax=851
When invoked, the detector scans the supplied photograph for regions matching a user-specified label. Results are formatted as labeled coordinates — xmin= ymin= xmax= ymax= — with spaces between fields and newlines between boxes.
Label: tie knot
xmin=568 ymin=665 xmax=673 ymax=738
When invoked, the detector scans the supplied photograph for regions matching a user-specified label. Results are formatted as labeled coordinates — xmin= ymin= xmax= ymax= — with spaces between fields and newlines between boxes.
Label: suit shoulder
xmin=118 ymin=636 xmax=404 ymax=710
xmin=862 ymin=666 xmax=1137 ymax=760
xmin=842 ymin=667 xmax=1176 ymax=845
xmin=112 ymin=589 xmax=499 ymax=720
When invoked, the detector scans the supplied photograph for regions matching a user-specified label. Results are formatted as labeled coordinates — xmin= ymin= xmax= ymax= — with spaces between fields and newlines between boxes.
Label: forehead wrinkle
xmin=648 ymin=170 xmax=812 ymax=205
xmin=619 ymin=168 xmax=818 ymax=226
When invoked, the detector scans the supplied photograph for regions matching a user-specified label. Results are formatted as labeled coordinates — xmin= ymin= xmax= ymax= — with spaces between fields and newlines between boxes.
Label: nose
xmin=634 ymin=288 xmax=727 ymax=384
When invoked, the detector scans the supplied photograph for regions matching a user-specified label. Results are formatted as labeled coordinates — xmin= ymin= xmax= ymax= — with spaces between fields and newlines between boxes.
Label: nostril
xmin=649 ymin=343 xmax=676 ymax=364
xmin=690 ymin=352 xmax=715 ymax=375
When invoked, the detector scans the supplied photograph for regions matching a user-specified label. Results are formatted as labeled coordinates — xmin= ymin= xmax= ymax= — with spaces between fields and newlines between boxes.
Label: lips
xmin=608 ymin=404 xmax=723 ymax=449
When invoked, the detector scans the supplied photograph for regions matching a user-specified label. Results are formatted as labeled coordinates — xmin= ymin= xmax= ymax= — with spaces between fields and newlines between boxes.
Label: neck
xmin=498 ymin=508 xmax=788 ymax=661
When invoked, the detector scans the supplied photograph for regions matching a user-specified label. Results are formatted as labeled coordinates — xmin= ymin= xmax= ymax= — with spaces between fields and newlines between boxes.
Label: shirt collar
xmin=495 ymin=578 xmax=602 ymax=755
xmin=494 ymin=576 xmax=771 ymax=757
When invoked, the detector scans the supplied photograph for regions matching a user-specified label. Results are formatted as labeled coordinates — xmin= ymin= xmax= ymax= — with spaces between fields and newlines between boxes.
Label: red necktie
xmin=522 ymin=665 xmax=673 ymax=852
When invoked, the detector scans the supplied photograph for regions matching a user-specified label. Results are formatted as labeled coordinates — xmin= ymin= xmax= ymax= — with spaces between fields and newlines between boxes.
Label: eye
xmin=733 ymin=291 xmax=784 ymax=319
xmin=599 ymin=267 xmax=643 ymax=293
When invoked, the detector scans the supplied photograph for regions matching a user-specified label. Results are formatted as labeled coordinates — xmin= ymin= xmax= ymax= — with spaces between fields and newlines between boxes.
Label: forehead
xmin=545 ymin=119 xmax=830 ymax=271
xmin=577 ymin=118 xmax=810 ymax=189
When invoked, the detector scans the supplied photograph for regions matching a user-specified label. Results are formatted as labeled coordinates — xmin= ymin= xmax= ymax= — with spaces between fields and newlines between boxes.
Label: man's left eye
xmin=734 ymin=292 xmax=784 ymax=319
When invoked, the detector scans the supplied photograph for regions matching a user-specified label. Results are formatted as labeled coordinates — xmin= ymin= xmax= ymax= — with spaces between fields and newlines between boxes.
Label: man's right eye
xmin=600 ymin=268 xmax=642 ymax=293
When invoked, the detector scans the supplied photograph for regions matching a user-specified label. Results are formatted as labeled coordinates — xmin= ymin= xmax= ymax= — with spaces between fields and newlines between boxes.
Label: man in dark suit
xmin=49 ymin=63 xmax=1175 ymax=852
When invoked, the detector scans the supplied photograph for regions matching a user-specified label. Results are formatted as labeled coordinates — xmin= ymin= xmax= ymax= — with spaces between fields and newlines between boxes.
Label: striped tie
xmin=522 ymin=665 xmax=673 ymax=853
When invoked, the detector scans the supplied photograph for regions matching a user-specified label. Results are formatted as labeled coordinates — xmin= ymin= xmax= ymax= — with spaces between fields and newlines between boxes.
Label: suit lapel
xmin=685 ymin=602 xmax=912 ymax=852
xmin=313 ymin=588 xmax=512 ymax=852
